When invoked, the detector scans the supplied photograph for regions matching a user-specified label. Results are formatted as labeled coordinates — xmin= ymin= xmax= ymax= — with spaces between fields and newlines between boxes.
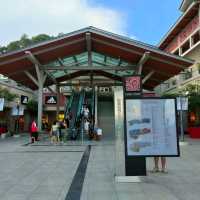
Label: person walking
xmin=83 ymin=106 xmax=90 ymax=119
xmin=59 ymin=120 xmax=66 ymax=143
xmin=30 ymin=119 xmax=38 ymax=143
xmin=84 ymin=119 xmax=90 ymax=136
xmin=50 ymin=121 xmax=59 ymax=144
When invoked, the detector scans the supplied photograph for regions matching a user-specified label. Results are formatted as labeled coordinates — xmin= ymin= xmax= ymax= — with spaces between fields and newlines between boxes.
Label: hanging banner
xmin=0 ymin=98 xmax=4 ymax=111
xmin=21 ymin=95 xmax=29 ymax=105
xmin=45 ymin=96 xmax=57 ymax=104
xmin=176 ymin=97 xmax=188 ymax=111
xmin=11 ymin=106 xmax=24 ymax=116
xmin=125 ymin=98 xmax=179 ymax=156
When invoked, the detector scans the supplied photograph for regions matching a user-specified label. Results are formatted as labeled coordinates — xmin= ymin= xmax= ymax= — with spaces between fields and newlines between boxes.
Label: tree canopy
xmin=0 ymin=86 xmax=18 ymax=102
xmin=0 ymin=33 xmax=55 ymax=54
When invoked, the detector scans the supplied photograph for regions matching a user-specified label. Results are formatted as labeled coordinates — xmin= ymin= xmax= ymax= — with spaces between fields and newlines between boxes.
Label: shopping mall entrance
xmin=0 ymin=26 xmax=193 ymax=142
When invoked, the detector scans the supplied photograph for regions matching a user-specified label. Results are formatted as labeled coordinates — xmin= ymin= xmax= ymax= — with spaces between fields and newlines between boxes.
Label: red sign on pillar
xmin=124 ymin=76 xmax=141 ymax=93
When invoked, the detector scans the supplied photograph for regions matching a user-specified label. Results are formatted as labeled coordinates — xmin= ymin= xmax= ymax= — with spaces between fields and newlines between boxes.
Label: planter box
xmin=188 ymin=127 xmax=200 ymax=138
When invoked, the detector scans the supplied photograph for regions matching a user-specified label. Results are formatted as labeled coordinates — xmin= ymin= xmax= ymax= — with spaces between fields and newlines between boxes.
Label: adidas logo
xmin=47 ymin=97 xmax=56 ymax=104
xmin=22 ymin=97 xmax=28 ymax=104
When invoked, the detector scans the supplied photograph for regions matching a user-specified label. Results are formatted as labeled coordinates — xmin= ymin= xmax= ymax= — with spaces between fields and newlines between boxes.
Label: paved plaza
xmin=0 ymin=134 xmax=199 ymax=200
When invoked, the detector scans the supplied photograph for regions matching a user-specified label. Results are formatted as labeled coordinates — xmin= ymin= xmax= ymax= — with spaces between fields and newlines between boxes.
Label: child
xmin=50 ymin=121 xmax=59 ymax=144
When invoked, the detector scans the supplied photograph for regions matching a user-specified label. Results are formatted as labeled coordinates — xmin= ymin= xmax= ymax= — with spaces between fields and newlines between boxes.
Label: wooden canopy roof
xmin=0 ymin=26 xmax=194 ymax=90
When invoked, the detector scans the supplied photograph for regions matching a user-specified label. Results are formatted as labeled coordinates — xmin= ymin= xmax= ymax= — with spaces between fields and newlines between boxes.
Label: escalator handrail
xmin=65 ymin=90 xmax=74 ymax=117
xmin=91 ymin=89 xmax=95 ymax=117
xmin=75 ymin=90 xmax=85 ymax=123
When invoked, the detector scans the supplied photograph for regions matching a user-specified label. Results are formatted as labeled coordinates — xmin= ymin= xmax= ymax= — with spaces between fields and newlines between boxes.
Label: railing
xmin=64 ymin=90 xmax=74 ymax=117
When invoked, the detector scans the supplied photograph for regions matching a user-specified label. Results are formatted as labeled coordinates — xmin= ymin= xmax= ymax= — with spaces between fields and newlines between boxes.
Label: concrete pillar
xmin=95 ymin=86 xmax=98 ymax=126
xmin=56 ymin=85 xmax=60 ymax=118
xmin=37 ymin=82 xmax=43 ymax=132
xmin=114 ymin=86 xmax=125 ymax=176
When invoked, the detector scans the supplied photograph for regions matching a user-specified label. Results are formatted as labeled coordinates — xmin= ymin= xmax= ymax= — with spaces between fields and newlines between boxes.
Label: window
xmin=173 ymin=49 xmax=179 ymax=56
xmin=193 ymin=31 xmax=200 ymax=45
xmin=172 ymin=79 xmax=177 ymax=86
xmin=181 ymin=40 xmax=190 ymax=54
xmin=184 ymin=69 xmax=192 ymax=80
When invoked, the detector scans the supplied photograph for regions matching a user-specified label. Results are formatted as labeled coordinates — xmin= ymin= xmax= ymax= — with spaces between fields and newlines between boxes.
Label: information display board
xmin=125 ymin=98 xmax=179 ymax=156
xmin=176 ymin=97 xmax=188 ymax=110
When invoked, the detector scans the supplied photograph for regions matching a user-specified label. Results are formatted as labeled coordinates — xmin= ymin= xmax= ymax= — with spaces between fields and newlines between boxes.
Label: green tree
xmin=0 ymin=46 xmax=7 ymax=54
xmin=20 ymin=34 xmax=32 ymax=48
xmin=26 ymin=99 xmax=38 ymax=116
xmin=0 ymin=87 xmax=18 ymax=101
xmin=180 ymin=84 xmax=200 ymax=125
xmin=31 ymin=34 xmax=52 ymax=44
xmin=7 ymin=40 xmax=21 ymax=52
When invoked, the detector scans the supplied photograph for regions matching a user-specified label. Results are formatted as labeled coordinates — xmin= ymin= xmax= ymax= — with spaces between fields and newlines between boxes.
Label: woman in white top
xmin=84 ymin=119 xmax=90 ymax=135
xmin=83 ymin=107 xmax=90 ymax=119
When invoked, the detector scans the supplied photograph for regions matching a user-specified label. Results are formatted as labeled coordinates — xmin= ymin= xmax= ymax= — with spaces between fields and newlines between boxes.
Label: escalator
xmin=65 ymin=89 xmax=95 ymax=140
xmin=65 ymin=90 xmax=85 ymax=140
xmin=65 ymin=91 xmax=74 ymax=116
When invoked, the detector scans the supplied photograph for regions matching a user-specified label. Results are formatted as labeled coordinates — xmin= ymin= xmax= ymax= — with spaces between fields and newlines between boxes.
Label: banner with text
xmin=0 ymin=98 xmax=4 ymax=111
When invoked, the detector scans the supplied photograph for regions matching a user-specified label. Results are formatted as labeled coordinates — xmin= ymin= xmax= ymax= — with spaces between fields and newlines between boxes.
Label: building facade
xmin=0 ymin=77 xmax=35 ymax=133
xmin=157 ymin=0 xmax=200 ymax=94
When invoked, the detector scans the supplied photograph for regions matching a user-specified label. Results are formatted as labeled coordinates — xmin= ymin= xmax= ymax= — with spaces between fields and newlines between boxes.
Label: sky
xmin=0 ymin=0 xmax=182 ymax=47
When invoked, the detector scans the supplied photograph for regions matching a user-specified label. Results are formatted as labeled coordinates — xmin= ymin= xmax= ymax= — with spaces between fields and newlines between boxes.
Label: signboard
xmin=45 ymin=96 xmax=57 ymax=104
xmin=176 ymin=97 xmax=188 ymax=111
xmin=125 ymin=98 xmax=179 ymax=156
xmin=11 ymin=106 xmax=24 ymax=116
xmin=124 ymin=76 xmax=141 ymax=93
xmin=21 ymin=95 xmax=29 ymax=105
xmin=0 ymin=98 xmax=4 ymax=111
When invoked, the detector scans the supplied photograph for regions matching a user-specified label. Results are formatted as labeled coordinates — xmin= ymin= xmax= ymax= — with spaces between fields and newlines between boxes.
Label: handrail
xmin=91 ymin=88 xmax=95 ymax=130
xmin=65 ymin=90 xmax=74 ymax=117
xmin=76 ymin=90 xmax=85 ymax=122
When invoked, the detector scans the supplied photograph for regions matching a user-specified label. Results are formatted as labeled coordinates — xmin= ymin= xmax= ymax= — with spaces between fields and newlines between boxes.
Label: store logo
xmin=45 ymin=96 xmax=57 ymax=104
xmin=124 ymin=76 xmax=141 ymax=92
xmin=21 ymin=95 xmax=29 ymax=105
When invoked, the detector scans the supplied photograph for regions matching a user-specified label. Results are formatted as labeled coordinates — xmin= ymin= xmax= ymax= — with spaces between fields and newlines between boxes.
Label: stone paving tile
xmin=1 ymin=135 xmax=200 ymax=200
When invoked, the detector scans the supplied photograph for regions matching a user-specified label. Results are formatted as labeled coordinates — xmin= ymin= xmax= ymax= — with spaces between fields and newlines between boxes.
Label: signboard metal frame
xmin=124 ymin=96 xmax=180 ymax=158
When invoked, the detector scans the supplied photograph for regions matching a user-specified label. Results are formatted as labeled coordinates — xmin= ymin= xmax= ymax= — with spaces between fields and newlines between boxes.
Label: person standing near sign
xmin=151 ymin=157 xmax=167 ymax=173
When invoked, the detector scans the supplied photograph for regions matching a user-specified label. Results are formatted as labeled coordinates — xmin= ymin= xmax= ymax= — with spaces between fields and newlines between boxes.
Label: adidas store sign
xmin=45 ymin=96 xmax=57 ymax=104
xmin=21 ymin=95 xmax=29 ymax=105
